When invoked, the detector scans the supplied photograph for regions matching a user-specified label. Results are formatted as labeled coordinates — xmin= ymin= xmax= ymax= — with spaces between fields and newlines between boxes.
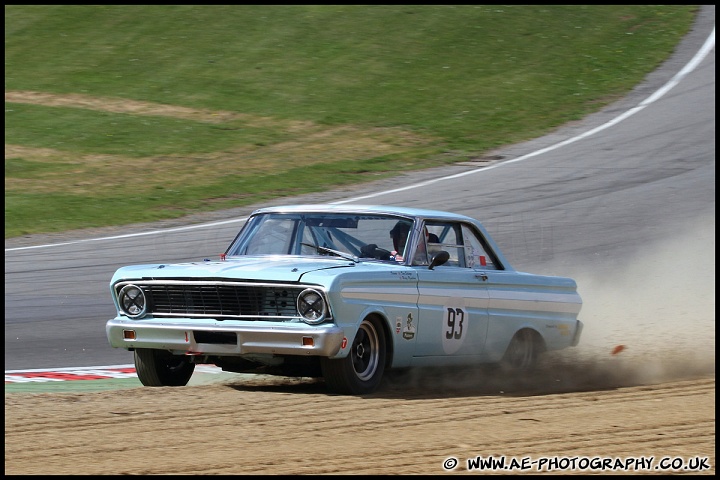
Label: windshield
xmin=226 ymin=212 xmax=415 ymax=262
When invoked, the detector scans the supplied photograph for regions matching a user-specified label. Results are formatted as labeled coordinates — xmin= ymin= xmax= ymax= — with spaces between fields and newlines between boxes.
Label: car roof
xmin=249 ymin=203 xmax=513 ymax=271
xmin=251 ymin=204 xmax=475 ymax=222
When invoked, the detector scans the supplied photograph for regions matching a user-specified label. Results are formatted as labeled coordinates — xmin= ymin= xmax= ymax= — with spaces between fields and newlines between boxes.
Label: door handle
xmin=475 ymin=273 xmax=488 ymax=281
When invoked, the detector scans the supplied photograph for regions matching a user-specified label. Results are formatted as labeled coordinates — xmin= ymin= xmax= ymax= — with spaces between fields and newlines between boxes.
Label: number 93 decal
xmin=442 ymin=298 xmax=468 ymax=354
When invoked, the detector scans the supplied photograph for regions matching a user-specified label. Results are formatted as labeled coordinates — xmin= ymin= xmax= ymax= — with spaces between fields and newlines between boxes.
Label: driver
xmin=389 ymin=221 xmax=412 ymax=261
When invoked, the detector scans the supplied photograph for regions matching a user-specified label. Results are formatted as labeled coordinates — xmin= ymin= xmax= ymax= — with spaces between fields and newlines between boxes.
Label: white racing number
xmin=442 ymin=298 xmax=468 ymax=354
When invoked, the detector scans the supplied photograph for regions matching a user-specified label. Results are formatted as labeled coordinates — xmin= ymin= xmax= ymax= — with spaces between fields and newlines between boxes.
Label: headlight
xmin=118 ymin=284 xmax=147 ymax=318
xmin=297 ymin=288 xmax=327 ymax=324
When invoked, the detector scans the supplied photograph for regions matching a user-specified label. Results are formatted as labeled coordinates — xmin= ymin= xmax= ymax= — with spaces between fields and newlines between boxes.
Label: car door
xmin=411 ymin=221 xmax=490 ymax=364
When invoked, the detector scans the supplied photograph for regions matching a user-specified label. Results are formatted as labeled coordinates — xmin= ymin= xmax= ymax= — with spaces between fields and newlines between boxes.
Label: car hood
xmin=112 ymin=256 xmax=357 ymax=283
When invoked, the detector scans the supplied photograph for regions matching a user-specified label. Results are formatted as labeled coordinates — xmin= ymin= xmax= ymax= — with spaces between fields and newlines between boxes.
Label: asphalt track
xmin=4 ymin=6 xmax=715 ymax=392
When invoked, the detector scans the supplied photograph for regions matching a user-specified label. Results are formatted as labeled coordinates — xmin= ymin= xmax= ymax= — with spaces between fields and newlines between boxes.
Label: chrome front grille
xmin=117 ymin=280 xmax=305 ymax=320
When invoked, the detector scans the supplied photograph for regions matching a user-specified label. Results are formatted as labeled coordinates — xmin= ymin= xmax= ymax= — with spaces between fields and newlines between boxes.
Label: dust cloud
xmin=556 ymin=212 xmax=715 ymax=388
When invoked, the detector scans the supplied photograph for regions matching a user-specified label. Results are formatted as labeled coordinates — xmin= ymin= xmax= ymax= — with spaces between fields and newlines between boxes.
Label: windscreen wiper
xmin=301 ymin=242 xmax=359 ymax=263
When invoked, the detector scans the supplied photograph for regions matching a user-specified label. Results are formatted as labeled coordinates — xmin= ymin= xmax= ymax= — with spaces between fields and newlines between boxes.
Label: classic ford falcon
xmin=106 ymin=204 xmax=583 ymax=394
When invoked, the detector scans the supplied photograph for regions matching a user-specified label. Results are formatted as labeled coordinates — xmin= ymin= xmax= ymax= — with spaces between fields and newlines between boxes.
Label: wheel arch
xmin=515 ymin=326 xmax=547 ymax=354
xmin=498 ymin=326 xmax=547 ymax=372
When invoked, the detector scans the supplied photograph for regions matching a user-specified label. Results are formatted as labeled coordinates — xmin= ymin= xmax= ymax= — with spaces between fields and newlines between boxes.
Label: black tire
xmin=499 ymin=329 xmax=541 ymax=372
xmin=134 ymin=348 xmax=195 ymax=387
xmin=321 ymin=317 xmax=386 ymax=395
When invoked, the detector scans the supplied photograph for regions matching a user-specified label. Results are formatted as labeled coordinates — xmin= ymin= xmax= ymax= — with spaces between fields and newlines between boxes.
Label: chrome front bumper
xmin=106 ymin=318 xmax=345 ymax=357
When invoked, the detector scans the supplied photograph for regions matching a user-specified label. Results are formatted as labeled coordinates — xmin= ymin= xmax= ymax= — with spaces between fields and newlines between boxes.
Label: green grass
xmin=4 ymin=5 xmax=698 ymax=238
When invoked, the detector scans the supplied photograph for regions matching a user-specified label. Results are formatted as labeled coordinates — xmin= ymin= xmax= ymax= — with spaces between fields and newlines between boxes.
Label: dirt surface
xmin=4 ymin=361 xmax=715 ymax=475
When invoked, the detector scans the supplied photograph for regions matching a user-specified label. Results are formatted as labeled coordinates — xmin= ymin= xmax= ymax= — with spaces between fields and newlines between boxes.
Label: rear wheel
xmin=134 ymin=348 xmax=195 ymax=386
xmin=500 ymin=329 xmax=541 ymax=372
xmin=321 ymin=317 xmax=386 ymax=395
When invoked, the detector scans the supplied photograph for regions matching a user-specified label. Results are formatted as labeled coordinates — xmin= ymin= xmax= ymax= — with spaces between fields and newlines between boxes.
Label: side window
xmin=461 ymin=224 xmax=498 ymax=270
xmin=422 ymin=222 xmax=465 ymax=267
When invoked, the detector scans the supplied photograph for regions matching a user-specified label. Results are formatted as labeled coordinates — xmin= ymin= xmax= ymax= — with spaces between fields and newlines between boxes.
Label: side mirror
xmin=429 ymin=251 xmax=450 ymax=270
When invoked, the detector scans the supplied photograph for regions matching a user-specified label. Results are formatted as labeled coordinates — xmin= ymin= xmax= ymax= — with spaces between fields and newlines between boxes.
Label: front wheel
xmin=321 ymin=317 xmax=386 ymax=395
xmin=134 ymin=348 xmax=195 ymax=386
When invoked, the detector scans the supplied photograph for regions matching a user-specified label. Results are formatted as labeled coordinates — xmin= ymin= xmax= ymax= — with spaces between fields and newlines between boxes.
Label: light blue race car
xmin=106 ymin=204 xmax=583 ymax=394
